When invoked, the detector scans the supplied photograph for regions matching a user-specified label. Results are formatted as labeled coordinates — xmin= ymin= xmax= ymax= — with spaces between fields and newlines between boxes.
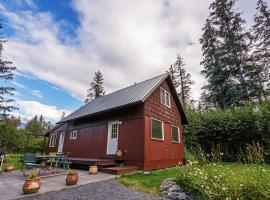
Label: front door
xmin=106 ymin=122 xmax=119 ymax=155
xmin=57 ymin=132 xmax=65 ymax=153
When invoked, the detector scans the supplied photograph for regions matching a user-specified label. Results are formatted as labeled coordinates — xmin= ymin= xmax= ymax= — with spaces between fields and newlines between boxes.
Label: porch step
xmin=97 ymin=162 xmax=116 ymax=170
xmin=102 ymin=166 xmax=139 ymax=175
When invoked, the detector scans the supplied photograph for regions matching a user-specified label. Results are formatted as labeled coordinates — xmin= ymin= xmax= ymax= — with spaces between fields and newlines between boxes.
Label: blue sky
xmin=0 ymin=0 xmax=260 ymax=123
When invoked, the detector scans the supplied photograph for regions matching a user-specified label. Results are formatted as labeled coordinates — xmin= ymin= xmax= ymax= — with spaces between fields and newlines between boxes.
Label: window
xmin=111 ymin=123 xmax=119 ymax=138
xmin=49 ymin=134 xmax=57 ymax=147
xmin=160 ymin=88 xmax=171 ymax=107
xmin=70 ymin=130 xmax=77 ymax=139
xmin=171 ymin=125 xmax=180 ymax=143
xmin=151 ymin=118 xmax=164 ymax=140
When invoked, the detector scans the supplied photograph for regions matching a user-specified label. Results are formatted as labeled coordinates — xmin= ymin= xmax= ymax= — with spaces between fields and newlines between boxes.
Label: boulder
xmin=159 ymin=178 xmax=177 ymax=192
xmin=167 ymin=191 xmax=187 ymax=200
xmin=160 ymin=178 xmax=195 ymax=200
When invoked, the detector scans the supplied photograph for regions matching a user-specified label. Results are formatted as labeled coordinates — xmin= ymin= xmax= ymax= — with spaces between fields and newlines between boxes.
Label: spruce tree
xmin=249 ymin=0 xmax=270 ymax=100
xmin=168 ymin=55 xmax=194 ymax=107
xmin=85 ymin=70 xmax=106 ymax=103
xmin=0 ymin=23 xmax=16 ymax=119
xmin=200 ymin=0 xmax=251 ymax=109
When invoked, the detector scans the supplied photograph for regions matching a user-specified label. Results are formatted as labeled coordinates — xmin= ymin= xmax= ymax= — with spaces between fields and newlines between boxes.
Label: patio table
xmin=35 ymin=155 xmax=64 ymax=176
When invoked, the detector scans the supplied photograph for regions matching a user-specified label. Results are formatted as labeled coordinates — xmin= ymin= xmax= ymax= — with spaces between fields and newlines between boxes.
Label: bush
xmin=183 ymin=101 xmax=270 ymax=163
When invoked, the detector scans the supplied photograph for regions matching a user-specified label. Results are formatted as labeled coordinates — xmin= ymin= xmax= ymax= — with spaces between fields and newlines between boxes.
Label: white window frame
xmin=49 ymin=133 xmax=57 ymax=147
xmin=160 ymin=87 xmax=171 ymax=108
xmin=150 ymin=117 xmax=164 ymax=141
xmin=171 ymin=125 xmax=180 ymax=143
xmin=70 ymin=130 xmax=77 ymax=139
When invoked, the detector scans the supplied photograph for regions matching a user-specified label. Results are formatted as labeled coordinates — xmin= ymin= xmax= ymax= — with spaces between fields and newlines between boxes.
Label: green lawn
xmin=3 ymin=154 xmax=23 ymax=170
xmin=118 ymin=164 xmax=270 ymax=200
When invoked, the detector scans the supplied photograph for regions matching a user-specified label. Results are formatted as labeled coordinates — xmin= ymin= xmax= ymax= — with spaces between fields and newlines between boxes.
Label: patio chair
xmin=0 ymin=148 xmax=6 ymax=173
xmin=21 ymin=154 xmax=41 ymax=176
xmin=56 ymin=154 xmax=71 ymax=170
xmin=0 ymin=155 xmax=4 ymax=173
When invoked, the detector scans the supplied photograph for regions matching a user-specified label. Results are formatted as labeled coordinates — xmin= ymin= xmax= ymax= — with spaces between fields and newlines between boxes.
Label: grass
xmin=3 ymin=154 xmax=23 ymax=170
xmin=118 ymin=163 xmax=270 ymax=199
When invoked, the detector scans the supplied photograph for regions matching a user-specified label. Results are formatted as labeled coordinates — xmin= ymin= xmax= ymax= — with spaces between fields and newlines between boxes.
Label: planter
xmin=22 ymin=178 xmax=41 ymax=194
xmin=4 ymin=164 xmax=14 ymax=172
xmin=89 ymin=166 xmax=98 ymax=174
xmin=66 ymin=172 xmax=78 ymax=185
xmin=115 ymin=150 xmax=123 ymax=157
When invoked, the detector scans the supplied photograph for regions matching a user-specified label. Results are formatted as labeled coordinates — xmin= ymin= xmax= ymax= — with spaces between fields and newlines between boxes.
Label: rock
xmin=167 ymin=191 xmax=186 ymax=200
xmin=160 ymin=178 xmax=194 ymax=200
xmin=159 ymin=178 xmax=177 ymax=192
xmin=168 ymin=185 xmax=182 ymax=193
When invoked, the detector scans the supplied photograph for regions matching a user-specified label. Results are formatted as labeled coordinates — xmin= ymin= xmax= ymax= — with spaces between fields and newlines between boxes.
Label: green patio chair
xmin=22 ymin=154 xmax=41 ymax=176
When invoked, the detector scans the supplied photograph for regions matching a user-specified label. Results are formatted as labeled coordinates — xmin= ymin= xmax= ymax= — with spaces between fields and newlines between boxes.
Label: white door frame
xmin=106 ymin=121 xmax=120 ymax=155
xmin=57 ymin=132 xmax=65 ymax=153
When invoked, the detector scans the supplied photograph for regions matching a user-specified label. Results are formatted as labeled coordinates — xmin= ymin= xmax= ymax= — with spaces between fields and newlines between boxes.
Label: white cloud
xmin=13 ymin=100 xmax=71 ymax=123
xmin=31 ymin=90 xmax=43 ymax=98
xmin=1 ymin=0 xmax=257 ymax=101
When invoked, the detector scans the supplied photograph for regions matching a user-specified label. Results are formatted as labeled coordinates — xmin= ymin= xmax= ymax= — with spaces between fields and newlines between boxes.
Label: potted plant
xmin=89 ymin=165 xmax=98 ymax=174
xmin=4 ymin=163 xmax=14 ymax=172
xmin=22 ymin=171 xmax=41 ymax=194
xmin=66 ymin=170 xmax=78 ymax=185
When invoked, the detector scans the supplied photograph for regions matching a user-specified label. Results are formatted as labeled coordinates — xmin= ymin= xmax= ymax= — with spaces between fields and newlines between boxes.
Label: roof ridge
xmin=86 ymin=72 xmax=168 ymax=104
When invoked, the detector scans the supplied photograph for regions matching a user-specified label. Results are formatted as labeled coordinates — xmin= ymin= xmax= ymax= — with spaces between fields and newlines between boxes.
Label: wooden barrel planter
xmin=89 ymin=166 xmax=98 ymax=174
xmin=115 ymin=150 xmax=123 ymax=157
xmin=66 ymin=171 xmax=78 ymax=186
xmin=4 ymin=164 xmax=14 ymax=172
xmin=22 ymin=177 xmax=41 ymax=194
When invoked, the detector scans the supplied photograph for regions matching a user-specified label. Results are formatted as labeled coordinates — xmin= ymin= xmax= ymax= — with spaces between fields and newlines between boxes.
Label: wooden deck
xmin=69 ymin=157 xmax=139 ymax=174
xmin=102 ymin=166 xmax=139 ymax=175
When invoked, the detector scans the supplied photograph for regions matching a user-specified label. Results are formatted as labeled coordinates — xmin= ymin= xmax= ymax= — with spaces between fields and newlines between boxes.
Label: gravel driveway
xmin=19 ymin=180 xmax=167 ymax=200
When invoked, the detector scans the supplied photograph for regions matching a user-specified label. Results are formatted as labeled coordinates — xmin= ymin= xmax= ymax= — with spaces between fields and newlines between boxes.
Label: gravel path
xmin=19 ymin=180 xmax=167 ymax=200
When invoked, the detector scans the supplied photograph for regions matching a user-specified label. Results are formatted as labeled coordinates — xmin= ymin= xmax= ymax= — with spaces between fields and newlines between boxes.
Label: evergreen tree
xmin=60 ymin=111 xmax=65 ymax=120
xmin=0 ymin=23 xmax=16 ymax=118
xmin=249 ymin=0 xmax=270 ymax=100
xmin=200 ymin=0 xmax=251 ymax=109
xmin=168 ymin=55 xmax=194 ymax=107
xmin=85 ymin=70 xmax=106 ymax=103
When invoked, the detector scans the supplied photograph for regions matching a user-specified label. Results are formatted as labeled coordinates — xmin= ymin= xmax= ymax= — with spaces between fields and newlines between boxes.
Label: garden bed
xmin=118 ymin=164 xmax=270 ymax=199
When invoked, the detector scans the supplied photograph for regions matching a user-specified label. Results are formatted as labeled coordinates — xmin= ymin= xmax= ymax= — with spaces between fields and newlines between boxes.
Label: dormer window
xmin=160 ymin=88 xmax=171 ymax=108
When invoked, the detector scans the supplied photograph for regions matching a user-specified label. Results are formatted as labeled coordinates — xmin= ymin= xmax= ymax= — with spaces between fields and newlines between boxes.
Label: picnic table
xmin=22 ymin=154 xmax=71 ymax=177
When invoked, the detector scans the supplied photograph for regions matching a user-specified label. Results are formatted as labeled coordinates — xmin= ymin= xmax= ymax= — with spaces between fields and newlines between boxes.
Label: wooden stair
xmin=102 ymin=166 xmax=139 ymax=175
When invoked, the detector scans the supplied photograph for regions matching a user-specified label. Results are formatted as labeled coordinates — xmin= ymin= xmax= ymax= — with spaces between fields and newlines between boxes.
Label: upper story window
xmin=171 ymin=125 xmax=180 ymax=143
xmin=160 ymin=88 xmax=171 ymax=108
xmin=151 ymin=118 xmax=164 ymax=140
xmin=70 ymin=130 xmax=77 ymax=139
xmin=49 ymin=134 xmax=57 ymax=147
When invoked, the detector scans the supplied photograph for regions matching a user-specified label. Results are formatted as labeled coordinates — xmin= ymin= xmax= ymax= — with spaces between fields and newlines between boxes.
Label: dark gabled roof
xmin=59 ymin=73 xmax=188 ymax=124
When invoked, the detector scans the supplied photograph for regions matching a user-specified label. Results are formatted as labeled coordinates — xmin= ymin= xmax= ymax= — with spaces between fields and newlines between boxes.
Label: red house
xmin=46 ymin=73 xmax=188 ymax=172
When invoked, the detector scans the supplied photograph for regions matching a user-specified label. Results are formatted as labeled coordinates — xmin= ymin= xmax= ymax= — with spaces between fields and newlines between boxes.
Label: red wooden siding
xmin=48 ymin=104 xmax=145 ymax=168
xmin=143 ymin=79 xmax=184 ymax=170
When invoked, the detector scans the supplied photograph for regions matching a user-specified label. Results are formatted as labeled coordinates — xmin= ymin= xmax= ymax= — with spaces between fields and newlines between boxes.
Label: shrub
xmin=183 ymin=101 xmax=270 ymax=163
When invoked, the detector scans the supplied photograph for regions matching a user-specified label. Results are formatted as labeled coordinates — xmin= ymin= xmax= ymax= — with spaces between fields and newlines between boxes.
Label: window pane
xmin=172 ymin=126 xmax=179 ymax=142
xmin=165 ymin=92 xmax=170 ymax=106
xmin=111 ymin=123 xmax=118 ymax=138
xmin=151 ymin=119 xmax=163 ymax=139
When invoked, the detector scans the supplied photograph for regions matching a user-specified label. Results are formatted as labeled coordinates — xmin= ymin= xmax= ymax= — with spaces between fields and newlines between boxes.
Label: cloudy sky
xmin=0 ymin=0 xmax=261 ymax=123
